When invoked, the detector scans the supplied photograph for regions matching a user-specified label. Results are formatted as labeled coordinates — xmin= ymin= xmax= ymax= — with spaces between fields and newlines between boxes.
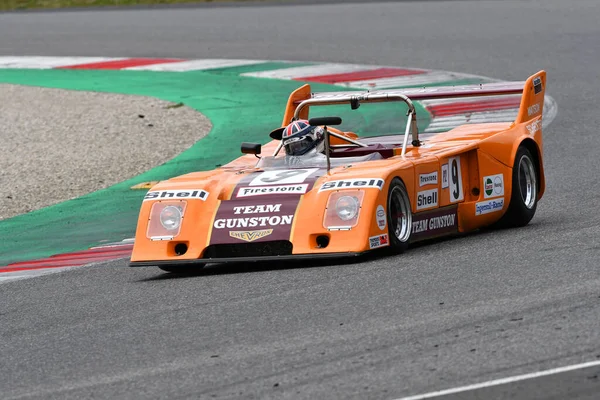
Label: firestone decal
xmin=475 ymin=199 xmax=504 ymax=215
xmin=229 ymin=229 xmax=273 ymax=242
xmin=237 ymin=184 xmax=308 ymax=197
xmin=417 ymin=188 xmax=438 ymax=211
xmin=369 ymin=234 xmax=389 ymax=249
xmin=376 ymin=205 xmax=386 ymax=230
xmin=144 ymin=189 xmax=208 ymax=201
xmin=483 ymin=174 xmax=504 ymax=199
xmin=419 ymin=171 xmax=438 ymax=187
xmin=319 ymin=178 xmax=384 ymax=192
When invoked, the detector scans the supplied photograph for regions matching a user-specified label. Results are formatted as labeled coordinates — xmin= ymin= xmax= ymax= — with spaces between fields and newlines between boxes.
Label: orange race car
xmin=129 ymin=71 xmax=547 ymax=273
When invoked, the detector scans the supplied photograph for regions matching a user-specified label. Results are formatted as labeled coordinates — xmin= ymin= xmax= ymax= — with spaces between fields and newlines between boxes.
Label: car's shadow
xmin=137 ymin=235 xmax=471 ymax=282
xmin=138 ymin=251 xmax=381 ymax=281
xmin=136 ymin=221 xmax=546 ymax=282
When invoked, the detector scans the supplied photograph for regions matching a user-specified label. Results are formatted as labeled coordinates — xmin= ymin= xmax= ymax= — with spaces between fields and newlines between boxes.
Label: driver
xmin=281 ymin=120 xmax=326 ymax=156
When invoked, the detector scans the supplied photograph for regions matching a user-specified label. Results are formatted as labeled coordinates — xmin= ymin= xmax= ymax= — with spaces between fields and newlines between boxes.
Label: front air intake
xmin=202 ymin=241 xmax=293 ymax=259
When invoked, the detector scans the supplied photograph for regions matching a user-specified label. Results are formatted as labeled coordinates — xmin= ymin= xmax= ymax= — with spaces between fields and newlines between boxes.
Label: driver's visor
xmin=284 ymin=135 xmax=314 ymax=155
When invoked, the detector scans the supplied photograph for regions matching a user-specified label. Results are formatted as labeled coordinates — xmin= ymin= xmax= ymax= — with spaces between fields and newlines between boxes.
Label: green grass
xmin=0 ymin=0 xmax=262 ymax=11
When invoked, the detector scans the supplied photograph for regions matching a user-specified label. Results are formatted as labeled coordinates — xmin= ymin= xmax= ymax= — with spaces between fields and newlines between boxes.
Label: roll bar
xmin=272 ymin=80 xmax=529 ymax=165
xmin=294 ymin=93 xmax=420 ymax=158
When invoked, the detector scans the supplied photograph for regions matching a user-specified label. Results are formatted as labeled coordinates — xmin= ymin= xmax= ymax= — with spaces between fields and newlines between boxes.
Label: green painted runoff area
xmin=0 ymin=67 xmax=430 ymax=264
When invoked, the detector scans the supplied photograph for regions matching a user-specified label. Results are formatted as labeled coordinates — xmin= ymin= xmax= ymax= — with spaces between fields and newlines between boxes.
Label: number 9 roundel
xmin=448 ymin=157 xmax=464 ymax=202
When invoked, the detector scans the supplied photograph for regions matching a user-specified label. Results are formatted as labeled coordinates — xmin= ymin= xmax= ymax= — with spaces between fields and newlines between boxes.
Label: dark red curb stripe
xmin=5 ymin=251 xmax=132 ymax=267
xmin=44 ymin=250 xmax=132 ymax=262
xmin=427 ymin=97 xmax=521 ymax=117
xmin=1 ymin=264 xmax=85 ymax=273
xmin=57 ymin=58 xmax=182 ymax=70
xmin=1 ymin=253 xmax=131 ymax=271
xmin=0 ymin=244 xmax=134 ymax=273
xmin=296 ymin=67 xmax=425 ymax=84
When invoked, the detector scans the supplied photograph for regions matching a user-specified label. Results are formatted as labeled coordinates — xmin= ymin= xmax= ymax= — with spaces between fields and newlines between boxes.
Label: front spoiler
xmin=129 ymin=251 xmax=365 ymax=267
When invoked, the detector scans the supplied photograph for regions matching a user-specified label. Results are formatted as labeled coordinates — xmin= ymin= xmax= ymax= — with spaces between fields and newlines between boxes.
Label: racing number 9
xmin=448 ymin=156 xmax=464 ymax=202
xmin=451 ymin=160 xmax=459 ymax=199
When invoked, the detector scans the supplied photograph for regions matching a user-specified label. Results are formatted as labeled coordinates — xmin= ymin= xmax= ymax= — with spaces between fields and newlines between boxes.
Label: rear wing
xmin=280 ymin=71 xmax=547 ymax=146
xmin=514 ymin=71 xmax=546 ymax=124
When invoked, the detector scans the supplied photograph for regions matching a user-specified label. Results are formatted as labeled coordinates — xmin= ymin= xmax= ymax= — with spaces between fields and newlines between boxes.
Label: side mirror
xmin=241 ymin=142 xmax=261 ymax=156
xmin=308 ymin=116 xmax=342 ymax=126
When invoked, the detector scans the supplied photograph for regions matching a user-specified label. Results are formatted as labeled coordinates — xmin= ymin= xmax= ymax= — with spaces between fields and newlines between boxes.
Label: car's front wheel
xmin=387 ymin=178 xmax=412 ymax=253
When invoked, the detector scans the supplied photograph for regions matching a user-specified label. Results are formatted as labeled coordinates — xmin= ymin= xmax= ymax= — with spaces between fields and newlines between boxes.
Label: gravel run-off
xmin=0 ymin=84 xmax=211 ymax=220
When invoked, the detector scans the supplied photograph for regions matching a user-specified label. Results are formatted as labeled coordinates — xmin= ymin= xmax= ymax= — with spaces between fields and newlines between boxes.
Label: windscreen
xmin=303 ymin=101 xmax=424 ymax=138
xmin=304 ymin=92 xmax=543 ymax=135
xmin=257 ymin=152 xmax=383 ymax=169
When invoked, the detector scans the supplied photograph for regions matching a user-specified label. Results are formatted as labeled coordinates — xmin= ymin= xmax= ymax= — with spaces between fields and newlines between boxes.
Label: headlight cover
xmin=323 ymin=190 xmax=364 ymax=230
xmin=147 ymin=201 xmax=187 ymax=240
xmin=336 ymin=196 xmax=359 ymax=221
xmin=160 ymin=205 xmax=183 ymax=230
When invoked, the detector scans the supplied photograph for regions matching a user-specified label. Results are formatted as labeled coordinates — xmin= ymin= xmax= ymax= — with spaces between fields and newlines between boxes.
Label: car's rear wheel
xmin=497 ymin=146 xmax=539 ymax=228
xmin=387 ymin=178 xmax=412 ymax=252
xmin=158 ymin=264 xmax=205 ymax=274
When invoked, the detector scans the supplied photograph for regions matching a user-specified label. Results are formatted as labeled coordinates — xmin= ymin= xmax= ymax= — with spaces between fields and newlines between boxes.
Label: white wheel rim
xmin=389 ymin=186 xmax=412 ymax=242
xmin=518 ymin=155 xmax=537 ymax=209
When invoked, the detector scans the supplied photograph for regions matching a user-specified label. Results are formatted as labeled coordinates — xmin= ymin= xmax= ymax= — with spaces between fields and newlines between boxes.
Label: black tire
xmin=497 ymin=146 xmax=539 ymax=228
xmin=158 ymin=264 xmax=205 ymax=274
xmin=387 ymin=178 xmax=412 ymax=253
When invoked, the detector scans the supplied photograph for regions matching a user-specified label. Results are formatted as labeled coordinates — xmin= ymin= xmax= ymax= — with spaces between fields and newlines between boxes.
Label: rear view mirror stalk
xmin=241 ymin=142 xmax=262 ymax=158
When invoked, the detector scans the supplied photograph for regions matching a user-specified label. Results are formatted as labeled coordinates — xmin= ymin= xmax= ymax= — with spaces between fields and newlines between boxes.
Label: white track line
xmin=242 ymin=63 xmax=380 ymax=79
xmin=336 ymin=71 xmax=480 ymax=89
xmin=0 ymin=267 xmax=75 ymax=284
xmin=0 ymin=56 xmax=124 ymax=69
xmin=125 ymin=59 xmax=264 ymax=71
xmin=542 ymin=95 xmax=558 ymax=129
xmin=422 ymin=94 xmax=558 ymax=132
xmin=89 ymin=237 xmax=136 ymax=249
xmin=396 ymin=360 xmax=600 ymax=400
xmin=424 ymin=110 xmax=519 ymax=132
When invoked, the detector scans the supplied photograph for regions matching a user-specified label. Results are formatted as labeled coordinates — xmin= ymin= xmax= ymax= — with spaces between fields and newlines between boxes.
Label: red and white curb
xmin=0 ymin=56 xmax=488 ymax=90
xmin=242 ymin=63 xmax=487 ymax=90
xmin=0 ymin=56 xmax=556 ymax=132
xmin=0 ymin=56 xmax=557 ymax=282
xmin=0 ymin=239 xmax=134 ymax=284
xmin=0 ymin=56 xmax=266 ymax=71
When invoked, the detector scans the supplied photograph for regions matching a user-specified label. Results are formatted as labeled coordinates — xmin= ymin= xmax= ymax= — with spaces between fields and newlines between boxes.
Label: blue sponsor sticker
xmin=475 ymin=199 xmax=504 ymax=215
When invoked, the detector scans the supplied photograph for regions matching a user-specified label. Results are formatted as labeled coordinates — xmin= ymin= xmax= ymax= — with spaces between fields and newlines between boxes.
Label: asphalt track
xmin=1 ymin=1 xmax=600 ymax=399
